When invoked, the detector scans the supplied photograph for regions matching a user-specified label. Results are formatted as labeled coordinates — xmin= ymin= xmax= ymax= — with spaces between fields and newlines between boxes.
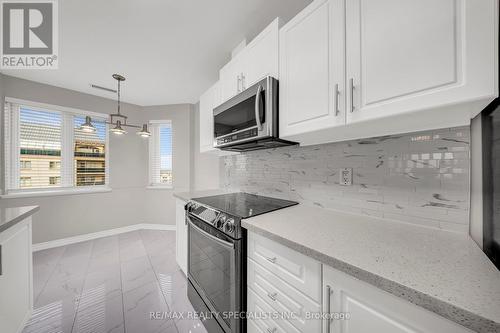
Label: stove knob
xmin=184 ymin=202 xmax=193 ymax=212
xmin=215 ymin=215 xmax=226 ymax=229
xmin=224 ymin=218 xmax=235 ymax=233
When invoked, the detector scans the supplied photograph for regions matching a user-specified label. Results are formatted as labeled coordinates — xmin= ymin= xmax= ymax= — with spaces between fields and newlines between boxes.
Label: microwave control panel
xmin=217 ymin=128 xmax=258 ymax=145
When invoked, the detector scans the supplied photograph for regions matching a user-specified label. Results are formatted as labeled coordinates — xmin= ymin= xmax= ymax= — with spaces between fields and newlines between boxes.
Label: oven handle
xmin=255 ymin=85 xmax=263 ymax=131
xmin=188 ymin=217 xmax=235 ymax=249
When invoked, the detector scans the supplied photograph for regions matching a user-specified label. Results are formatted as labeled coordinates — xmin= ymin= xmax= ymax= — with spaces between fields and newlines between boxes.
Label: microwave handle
xmin=255 ymin=85 xmax=263 ymax=131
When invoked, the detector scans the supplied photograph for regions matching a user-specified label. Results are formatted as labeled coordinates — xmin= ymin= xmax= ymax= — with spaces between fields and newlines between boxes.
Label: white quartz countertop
xmin=0 ymin=205 xmax=39 ymax=233
xmin=173 ymin=189 xmax=234 ymax=202
xmin=242 ymin=205 xmax=500 ymax=333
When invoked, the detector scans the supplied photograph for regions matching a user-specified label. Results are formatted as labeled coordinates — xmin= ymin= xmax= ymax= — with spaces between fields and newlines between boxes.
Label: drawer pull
xmin=267 ymin=292 xmax=278 ymax=301
xmin=263 ymin=255 xmax=277 ymax=263
xmin=326 ymin=285 xmax=334 ymax=332
xmin=266 ymin=328 xmax=277 ymax=333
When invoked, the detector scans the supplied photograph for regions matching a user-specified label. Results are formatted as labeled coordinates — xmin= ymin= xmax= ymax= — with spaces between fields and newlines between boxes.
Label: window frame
xmin=2 ymin=97 xmax=111 ymax=198
xmin=147 ymin=120 xmax=173 ymax=190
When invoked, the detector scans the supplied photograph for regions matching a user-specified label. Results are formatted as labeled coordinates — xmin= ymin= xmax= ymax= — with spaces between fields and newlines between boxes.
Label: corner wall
xmin=0 ymin=74 xmax=193 ymax=243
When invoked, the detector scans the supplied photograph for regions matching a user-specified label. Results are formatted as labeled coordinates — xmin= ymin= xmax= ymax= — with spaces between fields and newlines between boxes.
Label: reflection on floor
xmin=24 ymin=230 xmax=207 ymax=333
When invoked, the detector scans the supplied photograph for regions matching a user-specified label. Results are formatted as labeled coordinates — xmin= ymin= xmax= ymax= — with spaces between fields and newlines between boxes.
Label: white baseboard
xmin=32 ymin=223 xmax=176 ymax=252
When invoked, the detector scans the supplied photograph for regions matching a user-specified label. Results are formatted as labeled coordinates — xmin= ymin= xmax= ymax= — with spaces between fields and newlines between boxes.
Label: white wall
xmin=0 ymin=74 xmax=193 ymax=243
xmin=190 ymin=102 xmax=221 ymax=190
xmin=139 ymin=104 xmax=193 ymax=224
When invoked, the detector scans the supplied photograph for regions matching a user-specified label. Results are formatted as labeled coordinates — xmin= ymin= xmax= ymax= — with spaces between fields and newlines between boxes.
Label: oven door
xmin=213 ymin=76 xmax=277 ymax=148
xmin=187 ymin=214 xmax=243 ymax=333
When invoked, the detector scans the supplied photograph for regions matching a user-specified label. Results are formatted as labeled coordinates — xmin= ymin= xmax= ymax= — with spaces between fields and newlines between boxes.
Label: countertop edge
xmin=0 ymin=205 xmax=39 ymax=234
xmin=172 ymin=192 xmax=189 ymax=201
xmin=242 ymin=221 xmax=499 ymax=333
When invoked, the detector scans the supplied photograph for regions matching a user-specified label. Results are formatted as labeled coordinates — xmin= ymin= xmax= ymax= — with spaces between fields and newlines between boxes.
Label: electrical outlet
xmin=340 ymin=168 xmax=352 ymax=186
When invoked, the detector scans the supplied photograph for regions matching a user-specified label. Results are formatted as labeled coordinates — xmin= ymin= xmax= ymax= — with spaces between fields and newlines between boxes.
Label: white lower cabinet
xmin=322 ymin=265 xmax=472 ymax=333
xmin=175 ymin=199 xmax=187 ymax=275
xmin=248 ymin=231 xmax=321 ymax=302
xmin=247 ymin=232 xmax=472 ymax=333
xmin=247 ymin=231 xmax=322 ymax=333
xmin=0 ymin=217 xmax=33 ymax=333
xmin=247 ymin=259 xmax=322 ymax=332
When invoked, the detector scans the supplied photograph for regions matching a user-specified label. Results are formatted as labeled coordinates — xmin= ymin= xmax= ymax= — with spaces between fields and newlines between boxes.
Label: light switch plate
xmin=340 ymin=168 xmax=352 ymax=186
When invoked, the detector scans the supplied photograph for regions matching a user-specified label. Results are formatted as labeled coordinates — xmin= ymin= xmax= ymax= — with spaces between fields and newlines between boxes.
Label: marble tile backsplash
xmin=221 ymin=127 xmax=470 ymax=232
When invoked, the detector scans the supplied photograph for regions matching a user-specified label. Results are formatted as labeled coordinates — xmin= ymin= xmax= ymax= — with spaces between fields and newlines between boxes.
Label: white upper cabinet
xmin=220 ymin=18 xmax=280 ymax=103
xmin=220 ymin=55 xmax=245 ymax=103
xmin=199 ymin=81 xmax=238 ymax=155
xmin=279 ymin=0 xmax=498 ymax=146
xmin=346 ymin=0 xmax=498 ymax=123
xmin=199 ymin=82 xmax=218 ymax=153
xmin=243 ymin=18 xmax=280 ymax=88
xmin=279 ymin=0 xmax=345 ymax=138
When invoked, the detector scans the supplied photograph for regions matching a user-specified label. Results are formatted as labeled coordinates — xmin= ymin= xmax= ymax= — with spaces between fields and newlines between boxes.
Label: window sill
xmin=0 ymin=186 xmax=112 ymax=199
xmin=146 ymin=185 xmax=174 ymax=190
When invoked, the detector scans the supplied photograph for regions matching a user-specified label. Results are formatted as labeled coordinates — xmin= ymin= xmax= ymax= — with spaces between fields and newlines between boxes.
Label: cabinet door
xmin=219 ymin=57 xmax=243 ymax=103
xmin=323 ymin=265 xmax=472 ymax=333
xmin=175 ymin=199 xmax=187 ymax=275
xmin=0 ymin=218 xmax=32 ymax=333
xmin=199 ymin=82 xmax=218 ymax=153
xmin=242 ymin=18 xmax=280 ymax=88
xmin=279 ymin=0 xmax=346 ymax=139
xmin=346 ymin=0 xmax=498 ymax=123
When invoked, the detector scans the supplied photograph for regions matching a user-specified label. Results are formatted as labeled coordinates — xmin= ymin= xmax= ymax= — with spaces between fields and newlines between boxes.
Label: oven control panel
xmin=186 ymin=201 xmax=239 ymax=238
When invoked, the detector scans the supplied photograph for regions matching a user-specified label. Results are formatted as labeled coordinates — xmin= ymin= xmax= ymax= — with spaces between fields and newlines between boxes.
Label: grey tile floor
xmin=24 ymin=230 xmax=207 ymax=333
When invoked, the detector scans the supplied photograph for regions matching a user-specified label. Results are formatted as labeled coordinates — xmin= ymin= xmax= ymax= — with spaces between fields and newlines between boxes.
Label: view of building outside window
xmin=18 ymin=109 xmax=107 ymax=189
xmin=19 ymin=108 xmax=62 ymax=189
xmin=159 ymin=124 xmax=172 ymax=185
xmin=74 ymin=116 xmax=106 ymax=186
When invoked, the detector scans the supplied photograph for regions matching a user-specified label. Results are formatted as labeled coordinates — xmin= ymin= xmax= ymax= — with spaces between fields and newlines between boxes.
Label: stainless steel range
xmin=185 ymin=192 xmax=298 ymax=333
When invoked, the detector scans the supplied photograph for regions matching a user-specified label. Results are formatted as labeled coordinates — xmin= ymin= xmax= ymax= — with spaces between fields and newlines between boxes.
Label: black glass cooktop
xmin=192 ymin=192 xmax=298 ymax=219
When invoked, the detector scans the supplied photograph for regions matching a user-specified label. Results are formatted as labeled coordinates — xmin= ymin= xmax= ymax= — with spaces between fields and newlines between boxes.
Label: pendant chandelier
xmin=79 ymin=74 xmax=151 ymax=138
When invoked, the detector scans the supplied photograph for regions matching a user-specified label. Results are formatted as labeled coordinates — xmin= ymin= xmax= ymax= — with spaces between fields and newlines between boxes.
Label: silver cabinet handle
xmin=255 ymin=85 xmax=263 ymax=131
xmin=266 ymin=328 xmax=277 ymax=333
xmin=267 ymin=292 xmax=278 ymax=301
xmin=0 ymin=245 xmax=2 ymax=276
xmin=241 ymin=73 xmax=246 ymax=90
xmin=326 ymin=285 xmax=333 ymax=332
xmin=334 ymin=83 xmax=340 ymax=116
xmin=236 ymin=75 xmax=241 ymax=93
xmin=263 ymin=255 xmax=276 ymax=263
xmin=349 ymin=78 xmax=355 ymax=113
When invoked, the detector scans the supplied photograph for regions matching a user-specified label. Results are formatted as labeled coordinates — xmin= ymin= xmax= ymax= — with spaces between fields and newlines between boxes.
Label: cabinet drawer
xmin=247 ymin=288 xmax=300 ymax=333
xmin=248 ymin=232 xmax=321 ymax=302
xmin=248 ymin=258 xmax=321 ymax=333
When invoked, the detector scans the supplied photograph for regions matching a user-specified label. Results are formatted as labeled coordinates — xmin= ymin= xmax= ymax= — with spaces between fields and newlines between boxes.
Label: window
xmin=74 ymin=116 xmax=106 ymax=186
xmin=20 ymin=177 xmax=31 ymax=187
xmin=49 ymin=161 xmax=61 ymax=169
xmin=49 ymin=176 xmax=61 ymax=185
xmin=149 ymin=121 xmax=172 ymax=187
xmin=4 ymin=99 xmax=109 ymax=195
xmin=20 ymin=160 xmax=31 ymax=169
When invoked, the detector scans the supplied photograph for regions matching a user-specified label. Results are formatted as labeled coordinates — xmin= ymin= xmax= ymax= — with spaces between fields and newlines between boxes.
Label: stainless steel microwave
xmin=213 ymin=76 xmax=296 ymax=152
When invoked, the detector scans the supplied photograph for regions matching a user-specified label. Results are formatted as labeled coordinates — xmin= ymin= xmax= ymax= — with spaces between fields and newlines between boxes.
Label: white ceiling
xmin=1 ymin=0 xmax=312 ymax=106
